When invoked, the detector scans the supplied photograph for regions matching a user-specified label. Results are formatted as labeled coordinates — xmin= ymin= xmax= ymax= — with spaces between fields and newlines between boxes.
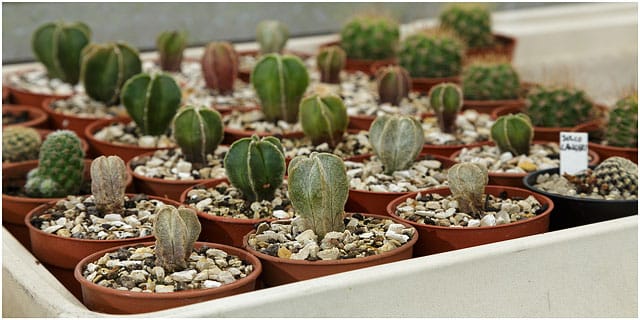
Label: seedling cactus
xmin=2 ymin=126 xmax=42 ymax=163
xmin=439 ymin=4 xmax=494 ymax=49
xmin=316 ymin=45 xmax=346 ymax=84
xmin=299 ymin=93 xmax=348 ymax=148
xmin=447 ymin=162 xmax=488 ymax=218
xmin=605 ymin=94 xmax=638 ymax=147
xmin=462 ymin=56 xmax=521 ymax=100
xmin=256 ymin=20 xmax=289 ymax=55
xmin=91 ymin=155 xmax=127 ymax=214
xmin=340 ymin=14 xmax=399 ymax=60
xmin=201 ymin=41 xmax=239 ymax=94
xmin=398 ymin=29 xmax=464 ymax=78
xmin=376 ymin=65 xmax=412 ymax=106
xmin=369 ymin=114 xmax=425 ymax=174
xmin=429 ymin=82 xmax=463 ymax=134
xmin=490 ymin=113 xmax=534 ymax=156
xmin=154 ymin=205 xmax=201 ymax=273
xmin=156 ymin=30 xmax=188 ymax=72
xmin=525 ymin=85 xmax=594 ymax=128
xmin=172 ymin=105 xmax=224 ymax=168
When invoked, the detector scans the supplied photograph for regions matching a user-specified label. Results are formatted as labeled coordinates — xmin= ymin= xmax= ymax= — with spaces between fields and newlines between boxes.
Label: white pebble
xmin=203 ymin=280 xmax=222 ymax=288
xmin=480 ymin=214 xmax=497 ymax=227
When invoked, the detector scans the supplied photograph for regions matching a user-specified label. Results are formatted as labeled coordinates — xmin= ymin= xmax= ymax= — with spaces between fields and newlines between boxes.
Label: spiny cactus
xmin=2 ymin=126 xmax=42 ymax=163
xmin=256 ymin=20 xmax=289 ymax=55
xmin=462 ymin=56 xmax=521 ymax=100
xmin=369 ymin=114 xmax=425 ymax=174
xmin=25 ymin=130 xmax=85 ymax=198
xmin=340 ymin=15 xmax=399 ymax=60
xmin=316 ymin=45 xmax=346 ymax=84
xmin=251 ymin=53 xmax=310 ymax=123
xmin=593 ymin=157 xmax=637 ymax=196
xmin=605 ymin=94 xmax=638 ymax=147
xmin=156 ymin=30 xmax=188 ymax=72
xmin=154 ymin=205 xmax=201 ymax=273
xmin=32 ymin=20 xmax=91 ymax=84
xmin=201 ymin=41 xmax=239 ymax=94
xmin=429 ymin=82 xmax=463 ymax=134
xmin=288 ymin=153 xmax=348 ymax=239
xmin=121 ymin=72 xmax=182 ymax=136
xmin=299 ymin=93 xmax=348 ymax=148
xmin=172 ymin=105 xmax=224 ymax=168
xmin=490 ymin=113 xmax=533 ymax=156
xmin=447 ymin=163 xmax=488 ymax=218
xmin=439 ymin=4 xmax=494 ymax=49
xmin=224 ymin=135 xmax=286 ymax=202
xmin=81 ymin=42 xmax=142 ymax=105
xmin=525 ymin=85 xmax=595 ymax=128
xmin=398 ymin=29 xmax=464 ymax=78
xmin=376 ymin=65 xmax=412 ymax=106
xmin=91 ymin=155 xmax=127 ymax=214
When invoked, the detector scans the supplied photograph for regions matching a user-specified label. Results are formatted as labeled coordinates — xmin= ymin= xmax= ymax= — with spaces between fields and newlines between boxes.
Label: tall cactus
xmin=340 ymin=15 xmax=399 ymax=60
xmin=156 ymin=30 xmax=188 ymax=72
xmin=447 ymin=163 xmax=488 ymax=218
xmin=32 ymin=20 xmax=91 ymax=84
xmin=429 ymin=82 xmax=463 ymax=134
xmin=288 ymin=153 xmax=348 ymax=239
xmin=2 ymin=126 xmax=42 ymax=163
xmin=490 ymin=113 xmax=533 ymax=156
xmin=376 ymin=65 xmax=412 ymax=106
xmin=154 ymin=205 xmax=201 ymax=273
xmin=299 ymin=93 xmax=348 ymax=148
xmin=439 ymin=4 xmax=494 ymax=49
xmin=91 ymin=155 xmax=127 ymax=214
xmin=369 ymin=114 xmax=425 ymax=174
xmin=256 ymin=20 xmax=289 ymax=55
xmin=201 ymin=41 xmax=239 ymax=94
xmin=605 ymin=94 xmax=638 ymax=147
xmin=316 ymin=45 xmax=346 ymax=84
xmin=172 ymin=105 xmax=224 ymax=167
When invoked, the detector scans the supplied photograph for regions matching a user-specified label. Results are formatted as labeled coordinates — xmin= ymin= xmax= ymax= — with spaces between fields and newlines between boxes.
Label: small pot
xmin=237 ymin=49 xmax=312 ymax=83
xmin=462 ymin=97 xmax=526 ymax=114
xmin=223 ymin=125 xmax=305 ymax=146
xmin=466 ymin=33 xmax=517 ymax=61
xmin=386 ymin=185 xmax=553 ymax=257
xmin=2 ymin=104 xmax=49 ymax=128
xmin=7 ymin=73 xmax=72 ymax=108
xmin=573 ymin=121 xmax=638 ymax=163
xmin=42 ymin=97 xmax=129 ymax=140
xmin=2 ymin=129 xmax=90 ymax=170
xmin=74 ymin=241 xmax=262 ymax=314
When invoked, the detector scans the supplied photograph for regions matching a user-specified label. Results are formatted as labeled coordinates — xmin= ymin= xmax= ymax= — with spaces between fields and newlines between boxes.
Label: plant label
xmin=560 ymin=132 xmax=589 ymax=175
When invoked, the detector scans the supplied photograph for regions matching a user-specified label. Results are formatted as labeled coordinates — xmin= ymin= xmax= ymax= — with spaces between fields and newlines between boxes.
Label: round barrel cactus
xmin=172 ymin=105 xmax=224 ymax=167
xmin=439 ymin=4 xmax=494 ymax=49
xmin=201 ymin=41 xmax=239 ymax=94
xmin=256 ymin=20 xmax=289 ymax=55
xmin=156 ymin=30 xmax=188 ymax=72
xmin=398 ymin=29 xmax=464 ymax=78
xmin=340 ymin=15 xmax=399 ymax=60
xmin=2 ymin=126 xmax=42 ymax=163
xmin=369 ymin=114 xmax=425 ymax=174
xmin=525 ymin=85 xmax=594 ymax=128
xmin=605 ymin=94 xmax=638 ymax=147
xmin=490 ymin=113 xmax=533 ymax=156
xmin=299 ymin=93 xmax=348 ymax=148
xmin=462 ymin=57 xmax=521 ymax=100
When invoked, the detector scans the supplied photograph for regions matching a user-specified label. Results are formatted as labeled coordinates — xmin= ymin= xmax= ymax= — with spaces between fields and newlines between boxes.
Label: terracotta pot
xmin=242 ymin=213 xmax=417 ymax=287
xmin=74 ymin=241 xmax=262 ymax=314
xmin=462 ymin=97 xmax=526 ymax=114
xmin=2 ymin=85 xmax=10 ymax=103
xmin=319 ymin=40 xmax=397 ymax=75
xmin=2 ymin=104 xmax=49 ymax=128
xmin=237 ymin=49 xmax=312 ymax=83
xmin=422 ymin=139 xmax=492 ymax=158
xmin=573 ymin=121 xmax=638 ymax=163
xmin=2 ymin=129 xmax=90 ymax=170
xmin=411 ymin=75 xmax=462 ymax=94
xmin=386 ymin=185 xmax=553 ymax=257
xmin=213 ymin=104 xmax=257 ymax=116
xmin=223 ymin=126 xmax=305 ymax=146
xmin=466 ymin=33 xmax=517 ymax=61
xmin=7 ymin=77 xmax=72 ymax=109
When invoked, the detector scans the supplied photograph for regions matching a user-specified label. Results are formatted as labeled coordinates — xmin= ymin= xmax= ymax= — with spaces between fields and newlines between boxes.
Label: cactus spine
xmin=462 ymin=56 xmax=521 ymax=100
xmin=156 ymin=30 xmax=187 ymax=72
xmin=201 ymin=41 xmax=239 ymax=94
xmin=154 ymin=205 xmax=201 ymax=273
xmin=288 ymin=153 xmax=348 ymax=239
xmin=299 ymin=93 xmax=348 ymax=148
xmin=32 ymin=21 xmax=91 ymax=84
xmin=172 ymin=105 xmax=224 ymax=167
xmin=2 ymin=126 xmax=42 ymax=163
xmin=91 ymin=155 xmax=127 ymax=214
xmin=316 ymin=45 xmax=346 ymax=84
xmin=369 ymin=114 xmax=425 ymax=174
xmin=439 ymin=4 xmax=494 ymax=49
xmin=256 ymin=20 xmax=289 ymax=55
xmin=447 ymin=163 xmax=488 ymax=218
xmin=429 ymin=82 xmax=463 ymax=134
xmin=525 ymin=85 xmax=594 ymax=128
xmin=340 ymin=15 xmax=399 ymax=60
xmin=605 ymin=94 xmax=638 ymax=147
xmin=490 ymin=113 xmax=533 ymax=156
xmin=398 ymin=29 xmax=464 ymax=78
xmin=376 ymin=65 xmax=412 ymax=106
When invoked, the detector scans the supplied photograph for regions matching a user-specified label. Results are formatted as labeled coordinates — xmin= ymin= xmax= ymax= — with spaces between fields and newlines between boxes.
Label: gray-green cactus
xmin=201 ymin=41 xmax=239 ymax=94
xmin=376 ymin=65 xmax=412 ymax=106
xmin=490 ymin=113 xmax=533 ymax=156
xmin=340 ymin=15 xmax=400 ymax=60
xmin=316 ymin=45 xmax=346 ymax=84
xmin=172 ymin=105 xmax=224 ymax=168
xmin=91 ymin=155 xmax=127 ymax=214
xmin=462 ymin=56 xmax=521 ymax=100
xmin=2 ymin=126 xmax=42 ymax=163
xmin=256 ymin=20 xmax=289 ymax=55
xmin=156 ymin=30 xmax=188 ymax=72
xmin=525 ymin=85 xmax=595 ymax=128
xmin=439 ymin=4 xmax=494 ymax=49
xmin=154 ymin=205 xmax=201 ymax=273
xmin=429 ymin=82 xmax=463 ymax=134
xmin=299 ymin=93 xmax=348 ymax=148
xmin=447 ymin=163 xmax=488 ymax=218
xmin=605 ymin=94 xmax=638 ymax=147
xmin=398 ymin=29 xmax=464 ymax=78
xmin=369 ymin=114 xmax=425 ymax=174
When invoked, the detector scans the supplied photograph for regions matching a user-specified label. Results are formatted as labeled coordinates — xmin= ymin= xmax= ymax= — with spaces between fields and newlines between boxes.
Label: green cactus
xmin=224 ymin=135 xmax=286 ymax=202
xmin=340 ymin=15 xmax=399 ymax=60
xmin=91 ymin=155 xmax=127 ymax=214
xmin=256 ymin=20 xmax=289 ymax=55
xmin=447 ymin=163 xmax=488 ymax=218
xmin=369 ymin=114 xmax=425 ymax=174
xmin=156 ymin=30 xmax=188 ymax=72
xmin=2 ymin=126 xmax=42 ymax=163
xmin=439 ymin=4 xmax=494 ymax=49
xmin=32 ymin=21 xmax=91 ymax=84
xmin=605 ymin=94 xmax=638 ymax=147
xmin=525 ymin=85 xmax=595 ymax=128
xmin=154 ymin=205 xmax=201 ymax=273
xmin=429 ymin=82 xmax=463 ymax=134
xmin=24 ymin=130 xmax=85 ymax=198
xmin=288 ymin=152 xmax=348 ymax=239
xmin=172 ymin=105 xmax=224 ymax=167
xmin=201 ymin=41 xmax=239 ymax=94
xmin=251 ymin=53 xmax=310 ymax=123
xmin=316 ymin=45 xmax=346 ymax=84
xmin=462 ymin=56 xmax=521 ymax=100
xmin=490 ymin=113 xmax=533 ymax=156
xmin=121 ymin=72 xmax=182 ymax=136
xmin=376 ymin=65 xmax=412 ymax=106
xmin=398 ymin=29 xmax=464 ymax=78
xmin=299 ymin=93 xmax=348 ymax=148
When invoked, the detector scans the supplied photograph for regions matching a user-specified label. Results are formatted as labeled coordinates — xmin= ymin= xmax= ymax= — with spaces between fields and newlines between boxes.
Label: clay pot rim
xmin=2 ymin=104 xmax=49 ymax=128
xmin=223 ymin=126 xmax=305 ymax=139
xmin=587 ymin=141 xmax=638 ymax=153
xmin=85 ymin=118 xmax=176 ymax=152
xmin=412 ymin=75 xmax=461 ymax=85
xmin=42 ymin=97 xmax=129 ymax=122
xmin=73 ymin=241 xmax=262 ymax=300
xmin=386 ymin=185 xmax=554 ymax=232
xmin=463 ymin=97 xmax=525 ymax=107
xmin=423 ymin=139 xmax=493 ymax=151
xmin=5 ymin=68 xmax=74 ymax=99
xmin=236 ymin=48 xmax=312 ymax=59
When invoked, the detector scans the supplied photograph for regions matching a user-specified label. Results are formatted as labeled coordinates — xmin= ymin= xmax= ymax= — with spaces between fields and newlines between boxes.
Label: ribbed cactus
xmin=605 ymin=94 xmax=638 ymax=147
xmin=256 ymin=20 xmax=289 ymax=55
xmin=81 ymin=42 xmax=142 ymax=105
xmin=224 ymin=135 xmax=286 ymax=202
xmin=32 ymin=21 xmax=91 ymax=84
xmin=154 ymin=205 xmax=201 ymax=273
xmin=288 ymin=153 xmax=347 ymax=239
xmin=462 ymin=57 xmax=521 ymax=100
xmin=201 ymin=41 xmax=239 ymax=94
xmin=490 ymin=113 xmax=533 ymax=156
xmin=369 ymin=114 xmax=425 ymax=174
xmin=91 ymin=155 xmax=127 ymax=214
xmin=251 ymin=53 xmax=310 ymax=123
xmin=447 ymin=163 xmax=488 ymax=218
xmin=525 ymin=85 xmax=594 ymax=127
xmin=121 ymin=72 xmax=182 ymax=136
xmin=299 ymin=93 xmax=348 ymax=148
xmin=2 ymin=126 xmax=42 ymax=163
xmin=398 ymin=29 xmax=464 ymax=78
xmin=172 ymin=105 xmax=224 ymax=167
xmin=429 ymin=82 xmax=463 ymax=134
xmin=439 ymin=4 xmax=494 ymax=49
xmin=593 ymin=157 xmax=638 ymax=196
xmin=156 ymin=30 xmax=187 ymax=72
xmin=340 ymin=15 xmax=399 ymax=60
xmin=24 ymin=130 xmax=85 ymax=198
xmin=316 ymin=45 xmax=346 ymax=84
xmin=376 ymin=65 xmax=412 ymax=106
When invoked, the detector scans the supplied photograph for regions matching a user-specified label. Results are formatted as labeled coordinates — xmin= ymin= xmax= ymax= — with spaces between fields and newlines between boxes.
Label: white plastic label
xmin=560 ymin=132 xmax=589 ymax=175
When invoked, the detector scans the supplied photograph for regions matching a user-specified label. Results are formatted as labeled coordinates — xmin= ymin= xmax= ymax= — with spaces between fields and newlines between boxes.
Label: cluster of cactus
xmin=375 ymin=65 xmax=412 ymax=106
xmin=566 ymin=157 xmax=638 ymax=197
xmin=605 ymin=94 xmax=638 ymax=147
xmin=156 ymin=30 xmax=188 ymax=72
xmin=121 ymin=72 xmax=182 ymax=136
xmin=462 ymin=56 xmax=521 ymax=100
xmin=525 ymin=85 xmax=595 ymax=128
xmin=154 ymin=205 xmax=201 ymax=273
xmin=398 ymin=29 xmax=464 ymax=78
xmin=25 ymin=130 xmax=85 ymax=198
xmin=439 ymin=4 xmax=494 ymax=49
xmin=447 ymin=163 xmax=489 ymax=218
xmin=299 ymin=93 xmax=348 ymax=148
xmin=32 ymin=20 xmax=91 ymax=84
xmin=340 ymin=15 xmax=399 ymax=60
xmin=429 ymin=82 xmax=463 ymax=134
xmin=90 ymin=155 xmax=127 ymax=214
xmin=201 ymin=41 xmax=239 ymax=94
xmin=256 ymin=20 xmax=289 ymax=55
xmin=251 ymin=53 xmax=309 ymax=123
xmin=172 ymin=105 xmax=224 ymax=168
xmin=316 ymin=45 xmax=346 ymax=84
xmin=81 ymin=42 xmax=142 ymax=105
xmin=2 ymin=126 xmax=42 ymax=163
xmin=369 ymin=114 xmax=425 ymax=174
xmin=490 ymin=113 xmax=534 ymax=156
xmin=288 ymin=152 xmax=348 ymax=239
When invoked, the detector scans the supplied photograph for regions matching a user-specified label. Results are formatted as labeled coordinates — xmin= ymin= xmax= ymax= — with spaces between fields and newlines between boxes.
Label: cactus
xmin=429 ymin=82 xmax=463 ymax=134
xmin=340 ymin=15 xmax=399 ymax=60
xmin=154 ymin=205 xmax=201 ymax=273
xmin=32 ymin=21 xmax=91 ymax=84
xmin=288 ymin=153 xmax=348 ymax=239
xmin=251 ymin=53 xmax=310 ymax=123
xmin=462 ymin=56 xmax=521 ymax=100
xmin=490 ymin=113 xmax=534 ymax=156
xmin=593 ymin=157 xmax=638 ymax=196
xmin=2 ymin=126 xmax=42 ymax=163
xmin=24 ymin=130 xmax=85 ymax=198
xmin=605 ymin=94 xmax=638 ymax=147
xmin=91 ymin=155 xmax=127 ymax=214
xmin=447 ymin=163 xmax=488 ymax=218
xmin=525 ymin=85 xmax=595 ymax=128
xmin=256 ymin=20 xmax=289 ymax=55
xmin=156 ymin=30 xmax=187 ymax=72
xmin=369 ymin=114 xmax=425 ymax=174
xmin=439 ymin=4 xmax=494 ymax=49
xmin=80 ymin=42 xmax=142 ymax=105
xmin=316 ymin=45 xmax=346 ymax=84
xmin=172 ymin=105 xmax=224 ymax=167
xmin=376 ymin=65 xmax=412 ymax=106
xmin=299 ymin=93 xmax=348 ymax=148
xmin=224 ymin=135 xmax=286 ymax=202
xmin=398 ymin=29 xmax=464 ymax=78
xmin=201 ymin=41 xmax=239 ymax=94
xmin=121 ymin=72 xmax=182 ymax=136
